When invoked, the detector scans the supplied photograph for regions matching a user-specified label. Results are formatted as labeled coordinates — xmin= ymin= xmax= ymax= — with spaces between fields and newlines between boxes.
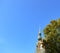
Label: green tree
xmin=43 ymin=18 xmax=60 ymax=53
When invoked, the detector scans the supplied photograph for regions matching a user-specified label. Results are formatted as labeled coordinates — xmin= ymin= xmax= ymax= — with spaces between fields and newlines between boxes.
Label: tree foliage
xmin=43 ymin=18 xmax=60 ymax=53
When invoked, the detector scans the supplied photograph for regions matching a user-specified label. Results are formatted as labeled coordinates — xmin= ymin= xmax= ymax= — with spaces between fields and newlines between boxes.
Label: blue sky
xmin=0 ymin=0 xmax=60 ymax=53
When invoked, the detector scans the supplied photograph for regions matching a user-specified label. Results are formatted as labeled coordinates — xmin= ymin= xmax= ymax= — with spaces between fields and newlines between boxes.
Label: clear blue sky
xmin=0 ymin=0 xmax=60 ymax=53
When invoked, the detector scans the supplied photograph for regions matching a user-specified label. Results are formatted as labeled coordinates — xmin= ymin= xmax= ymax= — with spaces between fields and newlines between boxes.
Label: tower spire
xmin=39 ymin=27 xmax=40 ymax=33
xmin=36 ymin=27 xmax=45 ymax=53
xmin=38 ymin=27 xmax=42 ymax=40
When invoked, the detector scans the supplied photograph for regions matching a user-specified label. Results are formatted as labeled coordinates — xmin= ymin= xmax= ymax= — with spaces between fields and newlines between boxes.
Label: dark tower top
xmin=38 ymin=29 xmax=42 ymax=41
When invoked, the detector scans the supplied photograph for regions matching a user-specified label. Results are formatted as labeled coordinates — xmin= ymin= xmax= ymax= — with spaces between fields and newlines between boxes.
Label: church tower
xmin=36 ymin=29 xmax=45 ymax=53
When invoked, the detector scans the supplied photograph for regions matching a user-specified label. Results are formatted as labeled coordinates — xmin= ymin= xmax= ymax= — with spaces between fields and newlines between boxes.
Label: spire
xmin=39 ymin=27 xmax=40 ymax=34
xmin=38 ymin=27 xmax=42 ymax=40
